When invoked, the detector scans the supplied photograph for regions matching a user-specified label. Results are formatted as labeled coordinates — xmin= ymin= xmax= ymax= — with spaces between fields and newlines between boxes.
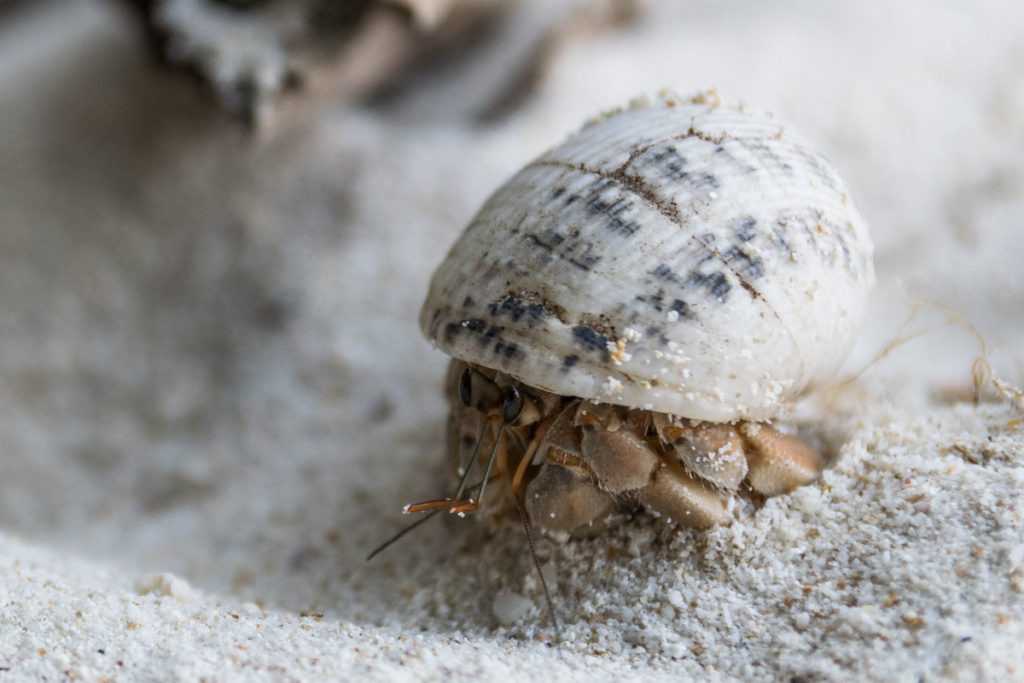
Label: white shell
xmin=420 ymin=90 xmax=874 ymax=422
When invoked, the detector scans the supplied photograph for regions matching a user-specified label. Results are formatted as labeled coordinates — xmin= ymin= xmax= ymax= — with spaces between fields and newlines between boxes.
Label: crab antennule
xmin=403 ymin=499 xmax=458 ymax=514
xmin=469 ymin=422 xmax=505 ymax=514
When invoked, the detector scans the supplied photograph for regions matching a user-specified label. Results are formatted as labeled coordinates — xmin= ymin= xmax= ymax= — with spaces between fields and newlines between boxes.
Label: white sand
xmin=1 ymin=0 xmax=1022 ymax=679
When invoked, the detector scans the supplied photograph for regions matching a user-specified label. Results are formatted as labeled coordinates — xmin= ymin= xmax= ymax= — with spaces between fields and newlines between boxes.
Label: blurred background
xmin=0 ymin=0 xmax=1021 ymax=662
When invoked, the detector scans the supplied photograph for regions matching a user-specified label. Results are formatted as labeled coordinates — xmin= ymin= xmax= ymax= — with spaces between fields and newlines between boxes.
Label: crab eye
xmin=501 ymin=387 xmax=524 ymax=423
xmin=457 ymin=367 xmax=503 ymax=413
xmin=501 ymin=386 xmax=540 ymax=426
xmin=457 ymin=368 xmax=473 ymax=407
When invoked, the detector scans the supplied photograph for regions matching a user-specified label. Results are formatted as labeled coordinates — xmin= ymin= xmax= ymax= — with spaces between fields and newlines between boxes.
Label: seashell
xmin=414 ymin=89 xmax=874 ymax=535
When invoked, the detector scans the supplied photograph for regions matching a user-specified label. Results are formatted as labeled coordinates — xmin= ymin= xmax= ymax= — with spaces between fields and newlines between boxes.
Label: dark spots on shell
xmin=689 ymin=172 xmax=719 ymax=190
xmin=494 ymin=290 xmax=569 ymax=325
xmin=640 ymin=145 xmax=719 ymax=190
xmin=688 ymin=269 xmax=731 ymax=301
xmin=714 ymin=141 xmax=759 ymax=175
xmin=443 ymin=318 xmax=487 ymax=343
xmin=771 ymin=220 xmax=796 ymax=260
xmin=427 ymin=304 xmax=451 ymax=338
xmin=545 ymin=176 xmax=641 ymax=238
xmin=722 ymin=245 xmax=765 ymax=279
xmin=690 ymin=235 xmax=718 ymax=268
xmin=462 ymin=296 xmax=475 ymax=308
xmin=649 ymin=146 xmax=688 ymax=180
xmin=571 ymin=325 xmax=611 ymax=360
xmin=652 ymin=263 xmax=683 ymax=286
xmin=722 ymin=217 xmax=766 ymax=289
xmin=487 ymin=295 xmax=548 ymax=327
xmin=653 ymin=228 xmax=761 ymax=305
xmin=442 ymin=323 xmax=458 ymax=343
xmin=581 ymin=178 xmax=641 ymax=237
xmin=634 ymin=290 xmax=664 ymax=313
xmin=535 ymin=160 xmax=682 ymax=234
xmin=500 ymin=258 xmax=531 ymax=279
xmin=561 ymin=354 xmax=579 ymax=371
xmin=670 ymin=299 xmax=693 ymax=319
xmin=747 ymin=141 xmax=793 ymax=175
xmin=442 ymin=318 xmax=523 ymax=362
xmin=478 ymin=324 xmax=501 ymax=349
xmin=633 ymin=290 xmax=694 ymax=321
xmin=576 ymin=312 xmax=616 ymax=340
xmin=493 ymin=338 xmax=524 ymax=361
xmin=734 ymin=216 xmax=757 ymax=242
xmin=528 ymin=229 xmax=601 ymax=271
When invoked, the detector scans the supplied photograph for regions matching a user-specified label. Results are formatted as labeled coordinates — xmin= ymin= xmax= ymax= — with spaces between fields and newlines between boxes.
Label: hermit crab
xmin=401 ymin=89 xmax=874 ymax=542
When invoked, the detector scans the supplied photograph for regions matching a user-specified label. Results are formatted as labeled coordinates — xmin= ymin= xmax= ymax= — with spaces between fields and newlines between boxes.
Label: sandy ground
xmin=1 ymin=0 xmax=1022 ymax=680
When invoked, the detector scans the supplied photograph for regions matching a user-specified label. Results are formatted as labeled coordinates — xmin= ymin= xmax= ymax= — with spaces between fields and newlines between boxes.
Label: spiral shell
xmin=420 ymin=89 xmax=873 ymax=423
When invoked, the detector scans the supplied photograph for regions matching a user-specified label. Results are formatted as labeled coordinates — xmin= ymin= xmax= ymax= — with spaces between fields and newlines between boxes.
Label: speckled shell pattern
xmin=420 ymin=92 xmax=874 ymax=422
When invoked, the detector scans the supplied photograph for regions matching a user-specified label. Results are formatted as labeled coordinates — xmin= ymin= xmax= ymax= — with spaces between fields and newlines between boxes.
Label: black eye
xmin=501 ymin=387 xmax=524 ymax=424
xmin=458 ymin=368 xmax=473 ymax=408
xmin=457 ymin=367 xmax=503 ymax=413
